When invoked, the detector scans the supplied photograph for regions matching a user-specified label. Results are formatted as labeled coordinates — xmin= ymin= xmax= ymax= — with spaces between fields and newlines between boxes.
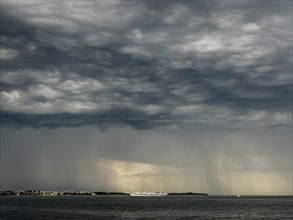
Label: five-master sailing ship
xmin=130 ymin=178 xmax=168 ymax=197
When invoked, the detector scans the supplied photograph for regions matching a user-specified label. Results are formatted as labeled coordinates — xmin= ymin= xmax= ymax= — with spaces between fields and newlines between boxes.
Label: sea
xmin=0 ymin=195 xmax=292 ymax=219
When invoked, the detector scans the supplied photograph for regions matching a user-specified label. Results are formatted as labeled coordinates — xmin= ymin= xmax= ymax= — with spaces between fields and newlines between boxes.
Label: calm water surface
xmin=0 ymin=196 xmax=292 ymax=219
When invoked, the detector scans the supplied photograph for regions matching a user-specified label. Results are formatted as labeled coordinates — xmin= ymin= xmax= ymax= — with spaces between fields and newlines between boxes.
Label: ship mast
xmin=130 ymin=177 xmax=168 ymax=196
xmin=133 ymin=178 xmax=136 ymax=193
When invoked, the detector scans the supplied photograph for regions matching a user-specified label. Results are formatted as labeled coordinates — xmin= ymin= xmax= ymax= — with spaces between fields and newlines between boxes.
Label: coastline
xmin=0 ymin=190 xmax=208 ymax=196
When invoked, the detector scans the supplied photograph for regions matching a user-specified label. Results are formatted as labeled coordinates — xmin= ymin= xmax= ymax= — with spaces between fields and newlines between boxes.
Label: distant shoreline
xmin=168 ymin=192 xmax=208 ymax=196
xmin=0 ymin=190 xmax=208 ymax=196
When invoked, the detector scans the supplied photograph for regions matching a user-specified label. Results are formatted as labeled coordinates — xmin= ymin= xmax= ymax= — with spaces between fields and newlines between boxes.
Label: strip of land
xmin=0 ymin=190 xmax=208 ymax=196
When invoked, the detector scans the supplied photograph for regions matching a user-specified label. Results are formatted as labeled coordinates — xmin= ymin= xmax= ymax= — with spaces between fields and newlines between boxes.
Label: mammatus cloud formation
xmin=0 ymin=1 xmax=292 ymax=194
xmin=1 ymin=0 xmax=292 ymax=128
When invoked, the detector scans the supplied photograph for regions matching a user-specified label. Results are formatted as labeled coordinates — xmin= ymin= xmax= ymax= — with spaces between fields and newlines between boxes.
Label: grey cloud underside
xmin=1 ymin=110 xmax=172 ymax=129
xmin=1 ymin=0 xmax=292 ymax=129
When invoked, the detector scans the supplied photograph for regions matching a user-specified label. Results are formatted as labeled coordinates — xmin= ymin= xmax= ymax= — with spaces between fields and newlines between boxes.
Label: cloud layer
xmin=1 ymin=0 xmax=292 ymax=129
xmin=0 ymin=1 xmax=292 ymax=194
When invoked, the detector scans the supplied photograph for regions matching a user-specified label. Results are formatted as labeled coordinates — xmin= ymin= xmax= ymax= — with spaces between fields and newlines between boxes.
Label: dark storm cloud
xmin=1 ymin=0 xmax=292 ymax=129
xmin=1 ymin=109 xmax=172 ymax=129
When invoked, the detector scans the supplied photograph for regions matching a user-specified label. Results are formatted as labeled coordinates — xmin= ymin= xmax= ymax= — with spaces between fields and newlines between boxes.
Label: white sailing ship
xmin=130 ymin=178 xmax=168 ymax=197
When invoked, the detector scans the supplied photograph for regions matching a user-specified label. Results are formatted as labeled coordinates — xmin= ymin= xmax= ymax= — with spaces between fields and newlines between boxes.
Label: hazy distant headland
xmin=0 ymin=190 xmax=208 ymax=196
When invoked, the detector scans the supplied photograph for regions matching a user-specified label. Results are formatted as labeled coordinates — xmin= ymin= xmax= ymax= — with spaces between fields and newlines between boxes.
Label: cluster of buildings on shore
xmin=0 ymin=190 xmax=94 ymax=196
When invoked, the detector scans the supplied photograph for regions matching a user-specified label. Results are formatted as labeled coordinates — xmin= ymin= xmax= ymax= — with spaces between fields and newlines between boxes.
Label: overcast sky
xmin=1 ymin=0 xmax=292 ymax=195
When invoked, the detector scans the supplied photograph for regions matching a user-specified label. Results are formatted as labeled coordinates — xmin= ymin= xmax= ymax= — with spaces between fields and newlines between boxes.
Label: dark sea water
xmin=0 ymin=195 xmax=292 ymax=219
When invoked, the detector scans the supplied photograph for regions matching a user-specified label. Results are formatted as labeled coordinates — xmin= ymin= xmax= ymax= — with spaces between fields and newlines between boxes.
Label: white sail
xmin=130 ymin=178 xmax=168 ymax=197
